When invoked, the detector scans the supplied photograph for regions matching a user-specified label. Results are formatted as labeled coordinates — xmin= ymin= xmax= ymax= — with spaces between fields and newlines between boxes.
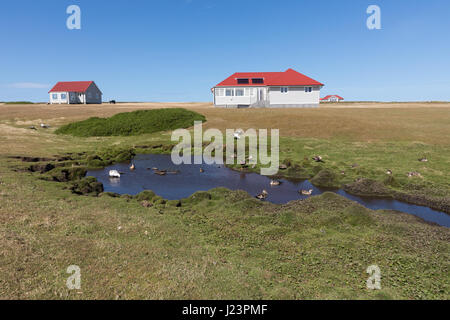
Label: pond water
xmin=87 ymin=154 xmax=450 ymax=228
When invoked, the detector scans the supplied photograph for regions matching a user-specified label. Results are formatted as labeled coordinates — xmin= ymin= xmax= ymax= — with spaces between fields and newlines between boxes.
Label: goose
xmin=270 ymin=180 xmax=281 ymax=186
xmin=29 ymin=126 xmax=37 ymax=130
xmin=129 ymin=163 xmax=135 ymax=171
xmin=109 ymin=170 xmax=121 ymax=178
xmin=386 ymin=169 xmax=393 ymax=175
xmin=154 ymin=170 xmax=167 ymax=176
xmin=418 ymin=157 xmax=428 ymax=162
xmin=234 ymin=129 xmax=244 ymax=140
xmin=40 ymin=123 xmax=50 ymax=129
xmin=312 ymin=156 xmax=324 ymax=163
xmin=300 ymin=189 xmax=313 ymax=196
xmin=408 ymin=172 xmax=422 ymax=178
xmin=256 ymin=190 xmax=269 ymax=200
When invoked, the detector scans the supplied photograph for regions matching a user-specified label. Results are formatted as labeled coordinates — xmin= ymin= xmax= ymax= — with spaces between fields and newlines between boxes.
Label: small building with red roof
xmin=48 ymin=81 xmax=102 ymax=104
xmin=212 ymin=68 xmax=324 ymax=108
xmin=320 ymin=95 xmax=344 ymax=102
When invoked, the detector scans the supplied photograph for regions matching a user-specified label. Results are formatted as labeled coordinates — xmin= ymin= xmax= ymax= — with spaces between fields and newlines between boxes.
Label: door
xmin=258 ymin=88 xmax=265 ymax=101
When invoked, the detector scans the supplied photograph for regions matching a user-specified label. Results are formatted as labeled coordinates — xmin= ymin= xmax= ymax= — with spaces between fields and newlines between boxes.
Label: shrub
xmin=55 ymin=108 xmax=206 ymax=137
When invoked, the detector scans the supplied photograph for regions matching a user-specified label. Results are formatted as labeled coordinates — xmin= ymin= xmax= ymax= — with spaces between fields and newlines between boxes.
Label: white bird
xmin=270 ymin=180 xmax=281 ymax=186
xmin=109 ymin=170 xmax=121 ymax=178
xmin=40 ymin=123 xmax=50 ymax=129
xmin=234 ymin=130 xmax=244 ymax=140
xmin=300 ymin=189 xmax=313 ymax=196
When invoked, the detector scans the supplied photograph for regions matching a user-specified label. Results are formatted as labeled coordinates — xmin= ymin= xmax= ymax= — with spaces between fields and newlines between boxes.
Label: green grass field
xmin=0 ymin=103 xmax=448 ymax=300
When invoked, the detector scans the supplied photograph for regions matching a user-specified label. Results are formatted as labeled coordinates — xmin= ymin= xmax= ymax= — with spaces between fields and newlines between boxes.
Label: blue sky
xmin=0 ymin=0 xmax=449 ymax=102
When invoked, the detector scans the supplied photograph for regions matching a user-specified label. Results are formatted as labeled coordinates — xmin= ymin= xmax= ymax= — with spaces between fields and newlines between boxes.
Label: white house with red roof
xmin=320 ymin=95 xmax=344 ymax=102
xmin=212 ymin=68 xmax=324 ymax=108
xmin=48 ymin=81 xmax=102 ymax=104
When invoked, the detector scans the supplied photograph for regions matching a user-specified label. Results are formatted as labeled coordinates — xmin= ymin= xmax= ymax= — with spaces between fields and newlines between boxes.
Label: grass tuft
xmin=55 ymin=108 xmax=206 ymax=137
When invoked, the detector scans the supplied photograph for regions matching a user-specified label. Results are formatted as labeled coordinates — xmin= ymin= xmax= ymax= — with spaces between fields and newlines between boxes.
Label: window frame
xmin=215 ymin=88 xmax=224 ymax=97
xmin=252 ymin=78 xmax=264 ymax=84
xmin=237 ymin=78 xmax=249 ymax=84
xmin=225 ymin=89 xmax=234 ymax=97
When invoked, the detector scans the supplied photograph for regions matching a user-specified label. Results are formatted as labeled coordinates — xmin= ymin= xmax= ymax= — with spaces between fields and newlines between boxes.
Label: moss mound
xmin=46 ymin=167 xmax=87 ymax=182
xmin=135 ymin=190 xmax=157 ymax=201
xmin=182 ymin=191 xmax=212 ymax=205
xmin=344 ymin=178 xmax=394 ymax=197
xmin=70 ymin=177 xmax=104 ymax=196
xmin=55 ymin=108 xmax=206 ymax=137
xmin=310 ymin=169 xmax=338 ymax=188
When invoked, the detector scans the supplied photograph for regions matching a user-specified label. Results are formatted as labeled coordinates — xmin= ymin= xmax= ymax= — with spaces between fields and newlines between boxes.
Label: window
xmin=280 ymin=87 xmax=288 ymax=93
xmin=225 ymin=89 xmax=234 ymax=96
xmin=244 ymin=88 xmax=251 ymax=96
xmin=215 ymin=88 xmax=224 ymax=96
xmin=52 ymin=94 xmax=58 ymax=99
xmin=237 ymin=78 xmax=249 ymax=84
xmin=252 ymin=78 xmax=264 ymax=84
xmin=235 ymin=89 xmax=244 ymax=96
xmin=60 ymin=94 xmax=67 ymax=100
xmin=305 ymin=87 xmax=312 ymax=93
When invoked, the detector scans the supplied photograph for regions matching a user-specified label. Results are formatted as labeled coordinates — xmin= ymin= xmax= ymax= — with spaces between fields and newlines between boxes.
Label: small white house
xmin=49 ymin=81 xmax=102 ymax=104
xmin=320 ymin=95 xmax=344 ymax=102
xmin=212 ymin=68 xmax=324 ymax=108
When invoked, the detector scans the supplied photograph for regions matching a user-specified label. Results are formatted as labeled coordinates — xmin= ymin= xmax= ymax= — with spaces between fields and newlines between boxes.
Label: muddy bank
xmin=344 ymin=178 xmax=450 ymax=214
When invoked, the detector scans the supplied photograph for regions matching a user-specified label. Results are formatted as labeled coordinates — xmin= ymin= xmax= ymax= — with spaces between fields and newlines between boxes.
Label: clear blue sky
xmin=1 ymin=0 xmax=449 ymax=102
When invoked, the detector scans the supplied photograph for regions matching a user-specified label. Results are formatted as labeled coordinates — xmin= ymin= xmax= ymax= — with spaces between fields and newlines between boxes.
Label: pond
xmin=87 ymin=154 xmax=450 ymax=228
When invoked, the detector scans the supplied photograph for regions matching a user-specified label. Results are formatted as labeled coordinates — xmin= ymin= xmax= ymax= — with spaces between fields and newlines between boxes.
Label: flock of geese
xmin=109 ymin=162 xmax=199 ymax=178
xmin=108 ymin=161 xmax=314 ymax=202
xmin=108 ymin=153 xmax=430 ymax=201
xmin=386 ymin=157 xmax=428 ymax=178
xmin=255 ymin=182 xmax=313 ymax=201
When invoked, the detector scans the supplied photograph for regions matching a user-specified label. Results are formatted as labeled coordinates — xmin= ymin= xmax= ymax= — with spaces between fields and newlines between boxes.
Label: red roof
xmin=214 ymin=68 xmax=324 ymax=87
xmin=321 ymin=95 xmax=344 ymax=101
xmin=49 ymin=81 xmax=94 ymax=93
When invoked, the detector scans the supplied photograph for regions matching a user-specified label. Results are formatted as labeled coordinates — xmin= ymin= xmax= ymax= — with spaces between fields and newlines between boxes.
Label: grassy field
xmin=0 ymin=102 xmax=449 ymax=299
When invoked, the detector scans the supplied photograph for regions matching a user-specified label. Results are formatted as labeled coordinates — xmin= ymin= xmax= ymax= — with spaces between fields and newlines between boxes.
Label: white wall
xmin=269 ymin=86 xmax=321 ymax=105
xmin=49 ymin=92 xmax=69 ymax=104
xmin=214 ymin=87 xmax=264 ymax=106
xmin=214 ymin=86 xmax=321 ymax=107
